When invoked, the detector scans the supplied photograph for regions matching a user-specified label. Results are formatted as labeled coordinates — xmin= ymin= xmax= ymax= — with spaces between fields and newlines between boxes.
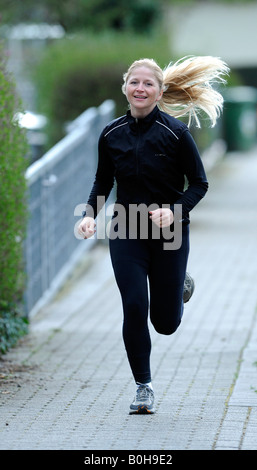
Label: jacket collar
xmin=126 ymin=105 xmax=159 ymax=131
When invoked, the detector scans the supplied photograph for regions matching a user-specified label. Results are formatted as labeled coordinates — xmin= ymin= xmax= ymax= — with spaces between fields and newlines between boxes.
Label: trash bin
xmin=223 ymin=86 xmax=257 ymax=151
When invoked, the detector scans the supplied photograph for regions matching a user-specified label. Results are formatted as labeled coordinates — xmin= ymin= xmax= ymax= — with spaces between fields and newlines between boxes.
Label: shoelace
xmin=136 ymin=385 xmax=153 ymax=401
xmin=184 ymin=276 xmax=192 ymax=293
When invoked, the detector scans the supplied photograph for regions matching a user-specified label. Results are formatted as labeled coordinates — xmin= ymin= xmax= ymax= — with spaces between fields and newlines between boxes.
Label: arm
xmin=78 ymin=130 xmax=115 ymax=238
xmin=150 ymin=130 xmax=208 ymax=228
xmin=172 ymin=130 xmax=209 ymax=221
xmin=86 ymin=130 xmax=115 ymax=217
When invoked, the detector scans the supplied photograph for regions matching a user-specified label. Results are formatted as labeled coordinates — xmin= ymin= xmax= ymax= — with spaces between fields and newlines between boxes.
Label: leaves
xmin=0 ymin=310 xmax=29 ymax=355
xmin=0 ymin=42 xmax=29 ymax=352
xmin=33 ymin=31 xmax=171 ymax=146
xmin=0 ymin=0 xmax=161 ymax=33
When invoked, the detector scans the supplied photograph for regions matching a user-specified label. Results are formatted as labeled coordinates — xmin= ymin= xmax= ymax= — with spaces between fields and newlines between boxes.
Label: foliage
xmin=0 ymin=303 xmax=28 ymax=355
xmin=0 ymin=0 xmax=256 ymax=31
xmin=0 ymin=0 xmax=161 ymax=34
xmin=0 ymin=43 xmax=29 ymax=353
xmin=33 ymin=31 xmax=172 ymax=146
xmin=163 ymin=0 xmax=257 ymax=4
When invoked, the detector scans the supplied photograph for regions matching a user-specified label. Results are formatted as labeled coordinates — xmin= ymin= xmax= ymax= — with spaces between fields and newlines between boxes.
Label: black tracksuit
xmin=86 ymin=105 xmax=208 ymax=384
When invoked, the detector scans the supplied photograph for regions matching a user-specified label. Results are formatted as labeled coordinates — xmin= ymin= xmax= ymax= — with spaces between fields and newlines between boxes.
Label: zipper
xmin=135 ymin=118 xmax=140 ymax=177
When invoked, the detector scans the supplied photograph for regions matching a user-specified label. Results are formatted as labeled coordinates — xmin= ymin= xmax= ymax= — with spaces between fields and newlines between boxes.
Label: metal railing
xmin=24 ymin=100 xmax=115 ymax=316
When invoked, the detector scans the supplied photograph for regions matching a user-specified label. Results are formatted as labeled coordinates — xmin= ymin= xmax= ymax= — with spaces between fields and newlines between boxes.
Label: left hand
xmin=149 ymin=208 xmax=174 ymax=228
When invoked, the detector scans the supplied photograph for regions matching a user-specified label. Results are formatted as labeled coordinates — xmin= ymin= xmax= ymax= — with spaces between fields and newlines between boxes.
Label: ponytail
xmin=122 ymin=56 xmax=229 ymax=128
xmin=160 ymin=56 xmax=230 ymax=127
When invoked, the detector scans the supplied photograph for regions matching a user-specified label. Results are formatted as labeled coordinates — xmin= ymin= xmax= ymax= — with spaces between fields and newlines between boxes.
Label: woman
xmin=78 ymin=56 xmax=229 ymax=414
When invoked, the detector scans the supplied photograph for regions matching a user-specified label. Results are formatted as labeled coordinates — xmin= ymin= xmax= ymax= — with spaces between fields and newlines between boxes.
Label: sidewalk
xmin=1 ymin=147 xmax=257 ymax=451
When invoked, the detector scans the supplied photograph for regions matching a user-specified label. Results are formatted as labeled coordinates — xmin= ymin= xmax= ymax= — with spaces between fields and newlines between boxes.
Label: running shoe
xmin=183 ymin=272 xmax=195 ymax=303
xmin=129 ymin=384 xmax=155 ymax=415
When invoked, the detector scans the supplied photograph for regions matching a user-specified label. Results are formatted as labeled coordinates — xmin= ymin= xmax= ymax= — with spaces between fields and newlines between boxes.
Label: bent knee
xmin=150 ymin=302 xmax=183 ymax=335
xmin=153 ymin=319 xmax=181 ymax=336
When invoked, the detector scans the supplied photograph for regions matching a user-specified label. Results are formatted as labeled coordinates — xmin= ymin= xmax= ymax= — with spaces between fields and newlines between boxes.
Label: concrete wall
xmin=167 ymin=2 xmax=257 ymax=68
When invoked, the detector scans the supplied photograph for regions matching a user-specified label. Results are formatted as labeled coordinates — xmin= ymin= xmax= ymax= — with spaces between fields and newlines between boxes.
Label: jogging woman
xmin=78 ymin=56 xmax=229 ymax=414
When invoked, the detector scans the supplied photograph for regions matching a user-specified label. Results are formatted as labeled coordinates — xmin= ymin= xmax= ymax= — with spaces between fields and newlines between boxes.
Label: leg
xmin=149 ymin=224 xmax=190 ymax=335
xmin=109 ymin=237 xmax=152 ymax=384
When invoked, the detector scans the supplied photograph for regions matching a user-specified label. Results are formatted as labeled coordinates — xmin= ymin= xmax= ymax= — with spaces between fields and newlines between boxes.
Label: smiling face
xmin=125 ymin=66 xmax=163 ymax=118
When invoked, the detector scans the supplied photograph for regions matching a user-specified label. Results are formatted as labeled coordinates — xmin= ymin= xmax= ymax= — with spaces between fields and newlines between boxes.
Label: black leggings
xmin=109 ymin=223 xmax=190 ymax=384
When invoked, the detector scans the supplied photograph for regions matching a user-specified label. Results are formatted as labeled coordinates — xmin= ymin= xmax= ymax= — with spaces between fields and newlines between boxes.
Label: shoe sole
xmin=129 ymin=405 xmax=155 ymax=415
xmin=183 ymin=275 xmax=195 ymax=303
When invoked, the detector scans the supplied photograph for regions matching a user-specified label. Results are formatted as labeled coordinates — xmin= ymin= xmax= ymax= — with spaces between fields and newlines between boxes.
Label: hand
xmin=78 ymin=216 xmax=96 ymax=239
xmin=149 ymin=208 xmax=174 ymax=228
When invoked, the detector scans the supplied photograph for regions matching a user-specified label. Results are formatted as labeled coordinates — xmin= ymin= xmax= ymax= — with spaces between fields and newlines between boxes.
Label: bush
xmin=33 ymin=31 xmax=172 ymax=146
xmin=0 ymin=0 xmax=161 ymax=34
xmin=0 ymin=303 xmax=29 ymax=355
xmin=0 ymin=44 xmax=29 ymax=354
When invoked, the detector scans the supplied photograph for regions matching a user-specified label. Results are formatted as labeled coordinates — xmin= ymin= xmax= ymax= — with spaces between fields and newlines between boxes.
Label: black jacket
xmin=85 ymin=105 xmax=208 ymax=224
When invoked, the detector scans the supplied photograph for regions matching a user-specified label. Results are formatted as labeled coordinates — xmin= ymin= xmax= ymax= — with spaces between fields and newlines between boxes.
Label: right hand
xmin=78 ymin=216 xmax=96 ymax=239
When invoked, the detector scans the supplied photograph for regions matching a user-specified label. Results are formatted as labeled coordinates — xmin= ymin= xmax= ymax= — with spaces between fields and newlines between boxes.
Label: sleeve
xmin=83 ymin=130 xmax=115 ymax=219
xmin=171 ymin=130 xmax=209 ymax=221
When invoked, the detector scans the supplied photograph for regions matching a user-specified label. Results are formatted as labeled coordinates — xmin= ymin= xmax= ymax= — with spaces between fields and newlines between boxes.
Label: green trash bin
xmin=223 ymin=86 xmax=257 ymax=151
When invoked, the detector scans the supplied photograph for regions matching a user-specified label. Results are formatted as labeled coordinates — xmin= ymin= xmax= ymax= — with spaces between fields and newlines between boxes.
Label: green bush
xmin=0 ymin=304 xmax=29 ymax=355
xmin=0 ymin=44 xmax=29 ymax=354
xmin=33 ymin=32 xmax=172 ymax=146
xmin=0 ymin=0 xmax=161 ymax=34
xmin=33 ymin=30 xmax=242 ymax=150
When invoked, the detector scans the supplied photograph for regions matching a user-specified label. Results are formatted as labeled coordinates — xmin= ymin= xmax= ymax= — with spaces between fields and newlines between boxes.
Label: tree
xmin=0 ymin=0 xmax=161 ymax=34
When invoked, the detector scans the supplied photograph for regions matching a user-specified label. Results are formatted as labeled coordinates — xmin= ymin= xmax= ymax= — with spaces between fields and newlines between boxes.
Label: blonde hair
xmin=122 ymin=56 xmax=229 ymax=127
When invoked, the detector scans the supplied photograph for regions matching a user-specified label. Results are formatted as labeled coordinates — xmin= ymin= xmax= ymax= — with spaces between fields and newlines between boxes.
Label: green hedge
xmin=0 ymin=45 xmax=29 ymax=354
xmin=33 ymin=32 xmax=172 ymax=146
xmin=33 ymin=31 xmax=240 ymax=148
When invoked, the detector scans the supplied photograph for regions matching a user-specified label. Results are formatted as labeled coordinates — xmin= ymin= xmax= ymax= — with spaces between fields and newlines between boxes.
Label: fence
xmin=24 ymin=100 xmax=115 ymax=317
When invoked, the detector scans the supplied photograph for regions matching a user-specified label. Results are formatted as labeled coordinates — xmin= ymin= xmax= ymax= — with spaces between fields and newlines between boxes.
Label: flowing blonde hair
xmin=122 ymin=56 xmax=229 ymax=127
